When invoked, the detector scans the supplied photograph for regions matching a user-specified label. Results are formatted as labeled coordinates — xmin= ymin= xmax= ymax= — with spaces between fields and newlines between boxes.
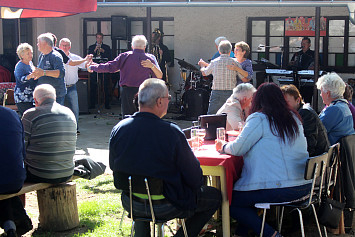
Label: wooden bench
xmin=0 ymin=176 xmax=80 ymax=231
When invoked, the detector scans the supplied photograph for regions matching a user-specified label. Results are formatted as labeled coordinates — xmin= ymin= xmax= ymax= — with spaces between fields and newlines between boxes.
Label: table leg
xmin=201 ymin=166 xmax=230 ymax=237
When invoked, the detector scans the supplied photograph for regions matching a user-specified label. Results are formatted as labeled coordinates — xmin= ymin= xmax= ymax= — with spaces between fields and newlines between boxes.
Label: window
xmin=248 ymin=16 xmax=353 ymax=72
xmin=84 ymin=17 xmax=174 ymax=59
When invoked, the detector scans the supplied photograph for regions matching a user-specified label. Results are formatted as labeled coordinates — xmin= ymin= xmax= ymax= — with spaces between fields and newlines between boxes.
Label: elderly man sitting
xmin=317 ymin=72 xmax=355 ymax=145
xmin=22 ymin=84 xmax=77 ymax=184
xmin=217 ymin=83 xmax=256 ymax=130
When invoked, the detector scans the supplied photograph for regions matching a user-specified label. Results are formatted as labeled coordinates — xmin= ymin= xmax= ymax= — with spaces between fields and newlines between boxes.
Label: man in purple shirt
xmin=88 ymin=35 xmax=163 ymax=117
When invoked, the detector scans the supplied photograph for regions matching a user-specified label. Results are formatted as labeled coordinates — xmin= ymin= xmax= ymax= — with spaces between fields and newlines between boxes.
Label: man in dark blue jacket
xmin=0 ymin=106 xmax=30 ymax=236
xmin=109 ymin=78 xmax=221 ymax=236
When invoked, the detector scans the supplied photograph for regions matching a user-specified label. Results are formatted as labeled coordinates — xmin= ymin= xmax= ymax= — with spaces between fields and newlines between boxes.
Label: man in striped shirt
xmin=22 ymin=84 xmax=77 ymax=184
xmin=199 ymin=40 xmax=242 ymax=114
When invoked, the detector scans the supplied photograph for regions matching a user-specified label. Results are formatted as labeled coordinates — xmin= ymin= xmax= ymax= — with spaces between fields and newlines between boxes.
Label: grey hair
xmin=138 ymin=78 xmax=167 ymax=108
xmin=33 ymin=84 xmax=56 ymax=104
xmin=38 ymin=33 xmax=54 ymax=47
xmin=215 ymin=36 xmax=227 ymax=46
xmin=233 ymin=83 xmax=256 ymax=100
xmin=16 ymin=43 xmax=33 ymax=59
xmin=59 ymin=38 xmax=71 ymax=47
xmin=218 ymin=40 xmax=232 ymax=55
xmin=316 ymin=72 xmax=346 ymax=99
xmin=132 ymin=35 xmax=147 ymax=49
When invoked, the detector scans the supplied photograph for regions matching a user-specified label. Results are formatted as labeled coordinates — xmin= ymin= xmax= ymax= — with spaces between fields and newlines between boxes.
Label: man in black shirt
xmin=151 ymin=28 xmax=172 ymax=83
xmin=88 ymin=32 xmax=112 ymax=109
xmin=289 ymin=37 xmax=315 ymax=70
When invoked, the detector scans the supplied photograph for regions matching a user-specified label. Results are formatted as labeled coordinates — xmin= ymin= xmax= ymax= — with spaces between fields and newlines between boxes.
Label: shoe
xmin=6 ymin=229 xmax=17 ymax=237
xmin=77 ymin=130 xmax=80 ymax=135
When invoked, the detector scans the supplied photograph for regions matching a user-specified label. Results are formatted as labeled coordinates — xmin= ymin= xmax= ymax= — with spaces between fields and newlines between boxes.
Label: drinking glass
xmin=196 ymin=128 xmax=206 ymax=148
xmin=191 ymin=128 xmax=199 ymax=151
xmin=216 ymin=127 xmax=225 ymax=141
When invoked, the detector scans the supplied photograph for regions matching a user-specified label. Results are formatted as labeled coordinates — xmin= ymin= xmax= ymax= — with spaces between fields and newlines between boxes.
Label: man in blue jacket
xmin=0 ymin=106 xmax=30 ymax=237
xmin=109 ymin=78 xmax=221 ymax=236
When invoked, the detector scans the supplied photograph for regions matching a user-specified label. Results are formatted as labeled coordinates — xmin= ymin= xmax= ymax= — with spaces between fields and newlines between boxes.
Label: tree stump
xmin=37 ymin=182 xmax=79 ymax=231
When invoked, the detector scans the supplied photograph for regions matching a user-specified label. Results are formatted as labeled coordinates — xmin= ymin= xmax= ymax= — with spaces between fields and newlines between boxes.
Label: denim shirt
xmin=225 ymin=112 xmax=311 ymax=191
xmin=319 ymin=99 xmax=355 ymax=145
xmin=37 ymin=50 xmax=66 ymax=98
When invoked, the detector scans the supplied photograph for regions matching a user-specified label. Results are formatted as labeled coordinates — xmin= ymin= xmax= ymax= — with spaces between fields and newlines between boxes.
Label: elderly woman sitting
xmin=217 ymin=83 xmax=256 ymax=130
xmin=317 ymin=72 xmax=355 ymax=145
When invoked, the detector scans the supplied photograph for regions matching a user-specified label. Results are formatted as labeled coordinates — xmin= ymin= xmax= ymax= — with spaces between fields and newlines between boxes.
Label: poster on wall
xmin=285 ymin=16 xmax=326 ymax=36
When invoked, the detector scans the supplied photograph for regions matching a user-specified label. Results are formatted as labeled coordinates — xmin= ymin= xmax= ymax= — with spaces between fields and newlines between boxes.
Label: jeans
xmin=64 ymin=84 xmax=79 ymax=128
xmin=56 ymin=96 xmax=65 ymax=105
xmin=230 ymin=184 xmax=312 ymax=237
xmin=121 ymin=185 xmax=221 ymax=237
xmin=120 ymin=86 xmax=139 ymax=118
xmin=207 ymin=90 xmax=232 ymax=114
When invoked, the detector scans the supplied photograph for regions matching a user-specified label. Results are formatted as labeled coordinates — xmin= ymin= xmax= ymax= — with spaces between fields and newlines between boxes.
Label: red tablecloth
xmin=0 ymin=82 xmax=16 ymax=90
xmin=194 ymin=141 xmax=243 ymax=205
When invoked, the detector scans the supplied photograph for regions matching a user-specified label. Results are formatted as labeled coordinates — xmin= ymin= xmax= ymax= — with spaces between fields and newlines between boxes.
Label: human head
xmin=218 ymin=40 xmax=232 ymax=55
xmin=280 ymin=84 xmax=303 ymax=110
xmin=16 ymin=43 xmax=33 ymax=60
xmin=37 ymin=33 xmax=54 ymax=53
xmin=96 ymin=32 xmax=104 ymax=44
xmin=59 ymin=38 xmax=71 ymax=54
xmin=301 ymin=37 xmax=311 ymax=52
xmin=215 ymin=36 xmax=227 ymax=49
xmin=234 ymin=41 xmax=250 ymax=58
xmin=251 ymin=83 xmax=300 ymax=142
xmin=316 ymin=72 xmax=346 ymax=106
xmin=131 ymin=35 xmax=147 ymax=50
xmin=152 ymin=28 xmax=163 ymax=44
xmin=233 ymin=83 xmax=256 ymax=109
xmin=138 ymin=78 xmax=169 ymax=118
xmin=33 ymin=84 xmax=56 ymax=107
xmin=344 ymin=83 xmax=354 ymax=102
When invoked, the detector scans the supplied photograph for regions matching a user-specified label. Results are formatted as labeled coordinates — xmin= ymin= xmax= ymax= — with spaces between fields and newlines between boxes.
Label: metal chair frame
xmin=256 ymin=152 xmax=330 ymax=237
xmin=121 ymin=176 xmax=188 ymax=237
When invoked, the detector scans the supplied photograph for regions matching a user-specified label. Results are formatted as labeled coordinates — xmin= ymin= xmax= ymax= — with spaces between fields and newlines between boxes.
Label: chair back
xmin=304 ymin=152 xmax=328 ymax=206
xmin=113 ymin=171 xmax=164 ymax=196
xmin=198 ymin=113 xmax=227 ymax=140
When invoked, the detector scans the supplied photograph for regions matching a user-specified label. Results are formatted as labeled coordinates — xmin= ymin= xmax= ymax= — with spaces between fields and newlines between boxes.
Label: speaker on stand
xmin=111 ymin=16 xmax=127 ymax=40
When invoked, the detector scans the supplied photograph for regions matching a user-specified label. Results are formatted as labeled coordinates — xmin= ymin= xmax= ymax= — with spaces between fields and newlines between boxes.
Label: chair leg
xmin=260 ymin=208 xmax=267 ymax=237
xmin=131 ymin=220 xmax=135 ymax=237
xmin=296 ymin=209 xmax=305 ymax=237
xmin=181 ymin=218 xmax=188 ymax=237
xmin=323 ymin=226 xmax=328 ymax=237
xmin=311 ymin=204 xmax=323 ymax=237
xmin=119 ymin=210 xmax=126 ymax=230
xmin=278 ymin=206 xmax=285 ymax=233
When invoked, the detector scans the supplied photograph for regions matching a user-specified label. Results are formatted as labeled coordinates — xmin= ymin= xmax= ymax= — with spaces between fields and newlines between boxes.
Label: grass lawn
xmin=30 ymin=174 xmax=186 ymax=237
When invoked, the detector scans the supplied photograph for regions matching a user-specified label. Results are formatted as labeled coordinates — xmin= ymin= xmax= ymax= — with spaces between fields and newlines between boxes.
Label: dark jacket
xmin=0 ymin=107 xmax=26 ymax=194
xmin=339 ymin=134 xmax=355 ymax=208
xmin=88 ymin=42 xmax=112 ymax=60
xmin=109 ymin=112 xmax=203 ymax=210
xmin=299 ymin=103 xmax=330 ymax=157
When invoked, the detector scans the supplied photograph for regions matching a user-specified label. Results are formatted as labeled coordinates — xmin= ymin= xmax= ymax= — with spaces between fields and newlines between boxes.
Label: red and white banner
xmin=285 ymin=16 xmax=327 ymax=36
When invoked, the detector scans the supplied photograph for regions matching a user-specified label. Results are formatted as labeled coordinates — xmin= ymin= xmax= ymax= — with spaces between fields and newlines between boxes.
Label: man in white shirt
xmin=59 ymin=38 xmax=91 ymax=134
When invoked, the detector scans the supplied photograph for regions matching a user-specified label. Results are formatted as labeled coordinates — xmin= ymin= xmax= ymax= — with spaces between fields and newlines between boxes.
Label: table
xmin=194 ymin=141 xmax=243 ymax=237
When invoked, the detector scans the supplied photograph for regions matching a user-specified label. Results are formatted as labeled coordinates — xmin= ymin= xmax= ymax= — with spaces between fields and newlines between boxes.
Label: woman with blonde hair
xmin=14 ymin=43 xmax=37 ymax=116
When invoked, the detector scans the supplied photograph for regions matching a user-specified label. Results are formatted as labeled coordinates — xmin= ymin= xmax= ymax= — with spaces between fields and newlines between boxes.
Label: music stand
xmin=93 ymin=57 xmax=108 ymax=115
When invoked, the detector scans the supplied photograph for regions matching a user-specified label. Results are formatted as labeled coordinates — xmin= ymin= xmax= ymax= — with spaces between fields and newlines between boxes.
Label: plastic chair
xmin=255 ymin=152 xmax=329 ymax=237
xmin=114 ymin=172 xmax=188 ymax=237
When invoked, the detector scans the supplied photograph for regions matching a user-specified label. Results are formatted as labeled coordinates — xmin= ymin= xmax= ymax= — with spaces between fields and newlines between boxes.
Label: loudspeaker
xmin=77 ymin=79 xmax=89 ymax=114
xmin=111 ymin=16 xmax=127 ymax=40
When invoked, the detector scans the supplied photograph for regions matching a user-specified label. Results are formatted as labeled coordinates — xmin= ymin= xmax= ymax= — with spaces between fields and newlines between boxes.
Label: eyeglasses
xmin=160 ymin=94 xmax=172 ymax=101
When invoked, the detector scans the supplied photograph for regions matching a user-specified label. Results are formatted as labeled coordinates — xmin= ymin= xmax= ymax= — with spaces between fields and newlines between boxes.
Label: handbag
xmin=318 ymin=197 xmax=345 ymax=229
xmin=318 ymin=146 xmax=345 ymax=229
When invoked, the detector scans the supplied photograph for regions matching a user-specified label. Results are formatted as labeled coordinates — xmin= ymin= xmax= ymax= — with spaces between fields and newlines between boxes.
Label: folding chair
xmin=114 ymin=172 xmax=188 ymax=237
xmin=255 ymin=152 xmax=329 ymax=237
xmin=2 ymin=89 xmax=18 ymax=111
